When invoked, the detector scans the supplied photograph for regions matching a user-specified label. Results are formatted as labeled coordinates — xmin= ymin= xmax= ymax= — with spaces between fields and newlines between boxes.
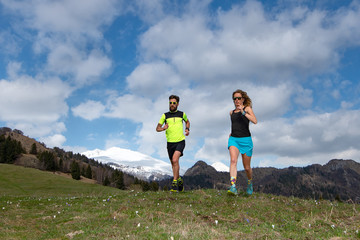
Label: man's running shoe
xmin=170 ymin=180 xmax=178 ymax=192
xmin=227 ymin=185 xmax=238 ymax=196
xmin=177 ymin=177 xmax=184 ymax=192
xmin=246 ymin=180 xmax=253 ymax=195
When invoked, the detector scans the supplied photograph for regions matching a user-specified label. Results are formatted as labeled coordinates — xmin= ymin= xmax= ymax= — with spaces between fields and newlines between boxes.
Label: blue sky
xmin=1 ymin=0 xmax=360 ymax=170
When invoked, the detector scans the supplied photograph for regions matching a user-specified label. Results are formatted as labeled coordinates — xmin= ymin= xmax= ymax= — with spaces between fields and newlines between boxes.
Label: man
xmin=156 ymin=95 xmax=190 ymax=192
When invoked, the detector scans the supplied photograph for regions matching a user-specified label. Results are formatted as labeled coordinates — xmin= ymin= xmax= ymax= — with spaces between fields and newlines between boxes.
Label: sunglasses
xmin=233 ymin=97 xmax=243 ymax=100
xmin=169 ymin=101 xmax=177 ymax=105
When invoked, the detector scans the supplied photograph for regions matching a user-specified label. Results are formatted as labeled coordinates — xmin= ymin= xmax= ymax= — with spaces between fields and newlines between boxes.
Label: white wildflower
xmin=309 ymin=224 xmax=311 ymax=228
xmin=331 ymin=224 xmax=335 ymax=229
xmin=215 ymin=220 xmax=218 ymax=225
xmin=53 ymin=215 xmax=56 ymax=219
xmin=137 ymin=223 xmax=140 ymax=227
xmin=272 ymin=225 xmax=275 ymax=229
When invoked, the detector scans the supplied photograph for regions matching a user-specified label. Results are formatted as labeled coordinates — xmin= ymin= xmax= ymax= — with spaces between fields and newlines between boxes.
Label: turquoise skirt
xmin=228 ymin=136 xmax=253 ymax=157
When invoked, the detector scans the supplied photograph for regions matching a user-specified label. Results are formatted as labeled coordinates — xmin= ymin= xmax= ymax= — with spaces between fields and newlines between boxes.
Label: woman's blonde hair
xmin=232 ymin=89 xmax=252 ymax=108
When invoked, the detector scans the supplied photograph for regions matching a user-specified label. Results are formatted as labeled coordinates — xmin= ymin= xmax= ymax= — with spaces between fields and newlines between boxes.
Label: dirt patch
xmin=54 ymin=172 xmax=97 ymax=184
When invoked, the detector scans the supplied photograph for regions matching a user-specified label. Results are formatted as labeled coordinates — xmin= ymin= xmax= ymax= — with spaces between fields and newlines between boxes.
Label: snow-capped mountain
xmin=211 ymin=162 xmax=229 ymax=172
xmin=82 ymin=147 xmax=173 ymax=181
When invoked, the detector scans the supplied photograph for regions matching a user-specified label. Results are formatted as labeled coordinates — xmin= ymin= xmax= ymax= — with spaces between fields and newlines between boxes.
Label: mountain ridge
xmin=2 ymin=127 xmax=360 ymax=202
xmin=171 ymin=159 xmax=360 ymax=203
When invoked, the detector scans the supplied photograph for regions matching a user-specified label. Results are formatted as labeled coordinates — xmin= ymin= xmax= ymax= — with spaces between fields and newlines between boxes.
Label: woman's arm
xmin=243 ymin=106 xmax=257 ymax=124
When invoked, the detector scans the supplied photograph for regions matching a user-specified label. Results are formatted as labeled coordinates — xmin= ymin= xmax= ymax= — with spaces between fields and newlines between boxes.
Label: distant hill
xmin=0 ymin=127 xmax=136 ymax=189
xmin=166 ymin=160 xmax=360 ymax=203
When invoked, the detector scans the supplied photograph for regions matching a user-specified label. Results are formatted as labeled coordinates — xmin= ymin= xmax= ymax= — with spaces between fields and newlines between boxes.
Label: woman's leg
xmin=242 ymin=153 xmax=253 ymax=195
xmin=229 ymin=146 xmax=239 ymax=178
xmin=241 ymin=153 xmax=252 ymax=180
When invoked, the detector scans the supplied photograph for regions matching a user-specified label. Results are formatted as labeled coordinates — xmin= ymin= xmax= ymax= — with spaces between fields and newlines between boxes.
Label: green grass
xmin=1 ymin=164 xmax=359 ymax=239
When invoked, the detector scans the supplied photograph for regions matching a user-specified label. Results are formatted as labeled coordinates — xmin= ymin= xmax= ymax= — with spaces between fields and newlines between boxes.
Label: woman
xmin=228 ymin=89 xmax=257 ymax=195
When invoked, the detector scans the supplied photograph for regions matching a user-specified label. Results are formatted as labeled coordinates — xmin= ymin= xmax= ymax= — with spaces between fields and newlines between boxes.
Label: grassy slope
xmin=0 ymin=164 xmax=359 ymax=240
xmin=0 ymin=164 xmax=119 ymax=197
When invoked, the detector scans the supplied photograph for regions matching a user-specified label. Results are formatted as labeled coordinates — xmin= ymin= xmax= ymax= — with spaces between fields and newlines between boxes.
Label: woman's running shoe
xmin=246 ymin=180 xmax=253 ymax=195
xmin=227 ymin=185 xmax=238 ymax=196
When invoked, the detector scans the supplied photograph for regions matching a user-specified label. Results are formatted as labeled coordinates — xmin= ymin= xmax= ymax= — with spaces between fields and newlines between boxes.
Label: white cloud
xmin=105 ymin=138 xmax=129 ymax=150
xmin=0 ymin=64 xmax=71 ymax=141
xmin=47 ymin=46 xmax=112 ymax=86
xmin=105 ymin=94 xmax=153 ymax=121
xmin=39 ymin=134 xmax=67 ymax=148
xmin=254 ymin=110 xmax=360 ymax=157
xmin=0 ymin=77 xmax=69 ymax=123
xmin=195 ymin=134 xmax=229 ymax=164
xmin=72 ymin=100 xmax=106 ymax=121
xmin=136 ymin=0 xmax=360 ymax=88
xmin=126 ymin=61 xmax=182 ymax=98
xmin=130 ymin=0 xmax=166 ymax=24
xmin=2 ymin=0 xmax=119 ymax=36
xmin=62 ymin=145 xmax=89 ymax=154
xmin=2 ymin=0 xmax=117 ymax=86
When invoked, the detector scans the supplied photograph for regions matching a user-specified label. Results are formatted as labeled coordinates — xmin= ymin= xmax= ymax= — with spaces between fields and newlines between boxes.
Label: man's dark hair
xmin=169 ymin=95 xmax=180 ymax=103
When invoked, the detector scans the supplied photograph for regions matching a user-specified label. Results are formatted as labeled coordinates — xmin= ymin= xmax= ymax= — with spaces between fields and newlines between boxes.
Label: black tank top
xmin=230 ymin=110 xmax=251 ymax=138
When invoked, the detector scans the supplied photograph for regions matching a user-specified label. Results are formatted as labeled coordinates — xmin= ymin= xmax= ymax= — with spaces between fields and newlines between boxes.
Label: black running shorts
xmin=167 ymin=140 xmax=185 ymax=160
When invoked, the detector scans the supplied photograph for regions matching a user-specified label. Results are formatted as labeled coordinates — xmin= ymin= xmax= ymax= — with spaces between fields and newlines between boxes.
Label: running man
xmin=156 ymin=95 xmax=190 ymax=192
xmin=228 ymin=89 xmax=257 ymax=196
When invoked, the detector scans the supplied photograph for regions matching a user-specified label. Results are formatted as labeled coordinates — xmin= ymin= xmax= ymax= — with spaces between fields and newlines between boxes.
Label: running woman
xmin=228 ymin=89 xmax=257 ymax=195
xmin=156 ymin=95 xmax=190 ymax=192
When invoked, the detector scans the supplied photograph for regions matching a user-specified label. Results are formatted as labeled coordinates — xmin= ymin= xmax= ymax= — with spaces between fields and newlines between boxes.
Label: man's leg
xmin=171 ymin=150 xmax=181 ymax=180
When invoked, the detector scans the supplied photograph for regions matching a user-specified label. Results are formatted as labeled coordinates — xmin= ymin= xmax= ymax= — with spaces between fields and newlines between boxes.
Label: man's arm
xmin=156 ymin=123 xmax=168 ymax=132
xmin=185 ymin=119 xmax=190 ymax=136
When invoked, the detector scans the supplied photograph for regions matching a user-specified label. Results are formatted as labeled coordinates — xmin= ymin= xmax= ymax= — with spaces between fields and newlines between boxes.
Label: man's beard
xmin=170 ymin=106 xmax=177 ymax=112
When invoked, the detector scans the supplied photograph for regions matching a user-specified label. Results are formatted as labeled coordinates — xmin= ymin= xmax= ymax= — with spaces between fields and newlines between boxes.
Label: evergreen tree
xmin=112 ymin=169 xmax=125 ymax=190
xmin=0 ymin=135 xmax=6 ymax=163
xmin=141 ymin=181 xmax=151 ymax=192
xmin=30 ymin=143 xmax=37 ymax=155
xmin=85 ymin=165 xmax=92 ymax=179
xmin=59 ymin=158 xmax=63 ymax=171
xmin=150 ymin=181 xmax=159 ymax=191
xmin=81 ymin=166 xmax=86 ymax=177
xmin=103 ymin=176 xmax=110 ymax=186
xmin=38 ymin=151 xmax=57 ymax=171
xmin=0 ymin=136 xmax=25 ymax=163
xmin=134 ymin=178 xmax=140 ymax=184
xmin=70 ymin=161 xmax=81 ymax=180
